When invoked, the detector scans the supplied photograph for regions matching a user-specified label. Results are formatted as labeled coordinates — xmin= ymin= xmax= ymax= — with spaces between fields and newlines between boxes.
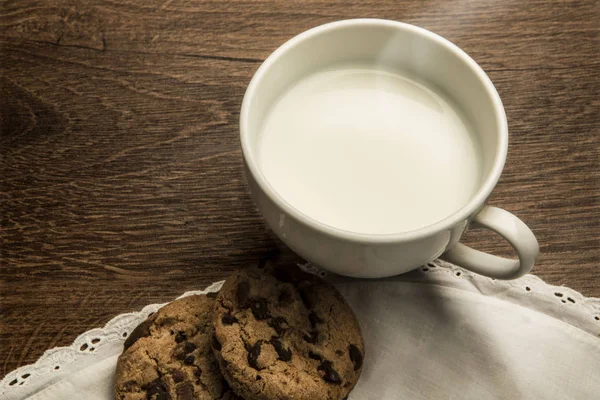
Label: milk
xmin=257 ymin=65 xmax=482 ymax=234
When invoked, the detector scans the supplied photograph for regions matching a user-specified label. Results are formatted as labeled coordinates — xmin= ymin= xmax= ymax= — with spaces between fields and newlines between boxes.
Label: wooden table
xmin=1 ymin=0 xmax=598 ymax=376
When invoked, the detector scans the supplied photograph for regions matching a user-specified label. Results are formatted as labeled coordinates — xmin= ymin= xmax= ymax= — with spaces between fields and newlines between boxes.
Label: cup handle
xmin=440 ymin=206 xmax=539 ymax=279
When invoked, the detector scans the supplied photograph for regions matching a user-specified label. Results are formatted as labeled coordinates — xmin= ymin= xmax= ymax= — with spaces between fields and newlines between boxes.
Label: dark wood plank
xmin=1 ymin=0 xmax=598 ymax=376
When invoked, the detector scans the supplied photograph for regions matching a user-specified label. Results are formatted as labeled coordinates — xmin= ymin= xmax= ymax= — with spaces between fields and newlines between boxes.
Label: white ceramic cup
xmin=240 ymin=19 xmax=539 ymax=279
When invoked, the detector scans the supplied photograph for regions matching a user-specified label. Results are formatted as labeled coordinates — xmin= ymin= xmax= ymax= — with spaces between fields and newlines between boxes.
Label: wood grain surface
xmin=1 ymin=0 xmax=598 ymax=376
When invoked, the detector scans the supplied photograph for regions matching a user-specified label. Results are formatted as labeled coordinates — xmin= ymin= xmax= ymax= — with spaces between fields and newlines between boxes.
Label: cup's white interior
xmin=241 ymin=20 xmax=507 ymax=240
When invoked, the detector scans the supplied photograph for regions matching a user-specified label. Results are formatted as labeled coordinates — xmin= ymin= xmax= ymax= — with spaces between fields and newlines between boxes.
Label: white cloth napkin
xmin=2 ymin=261 xmax=599 ymax=400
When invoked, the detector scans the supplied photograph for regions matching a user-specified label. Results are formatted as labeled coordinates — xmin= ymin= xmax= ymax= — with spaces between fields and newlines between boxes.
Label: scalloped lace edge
xmin=427 ymin=259 xmax=600 ymax=315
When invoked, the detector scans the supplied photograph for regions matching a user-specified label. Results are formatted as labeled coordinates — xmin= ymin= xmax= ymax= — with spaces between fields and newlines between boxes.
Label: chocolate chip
xmin=308 ymin=351 xmax=322 ymax=361
xmin=247 ymin=340 xmax=263 ymax=370
xmin=175 ymin=332 xmax=187 ymax=343
xmin=308 ymin=311 xmax=323 ymax=327
xmin=303 ymin=330 xmax=319 ymax=344
xmin=278 ymin=289 xmax=293 ymax=305
xmin=317 ymin=360 xmax=342 ymax=384
xmin=194 ymin=367 xmax=202 ymax=379
xmin=159 ymin=317 xmax=178 ymax=326
xmin=268 ymin=316 xmax=288 ymax=336
xmin=206 ymin=291 xmax=218 ymax=298
xmin=250 ymin=297 xmax=270 ymax=320
xmin=153 ymin=390 xmax=170 ymax=400
xmin=221 ymin=313 xmax=238 ymax=325
xmin=124 ymin=319 xmax=152 ymax=350
xmin=183 ymin=355 xmax=195 ymax=365
xmin=299 ymin=288 xmax=314 ymax=309
xmin=236 ymin=281 xmax=250 ymax=307
xmin=183 ymin=342 xmax=196 ymax=354
xmin=270 ymin=339 xmax=292 ymax=361
xmin=171 ymin=370 xmax=186 ymax=383
xmin=176 ymin=383 xmax=194 ymax=400
xmin=349 ymin=344 xmax=363 ymax=371
xmin=143 ymin=379 xmax=170 ymax=400
xmin=212 ymin=335 xmax=222 ymax=351
xmin=173 ymin=341 xmax=196 ymax=360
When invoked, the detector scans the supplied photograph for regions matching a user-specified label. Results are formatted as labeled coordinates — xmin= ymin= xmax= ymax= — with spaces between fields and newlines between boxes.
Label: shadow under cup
xmin=241 ymin=20 xmax=512 ymax=278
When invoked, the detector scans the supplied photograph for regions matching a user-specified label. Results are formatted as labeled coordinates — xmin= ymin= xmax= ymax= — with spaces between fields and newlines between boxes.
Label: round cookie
xmin=212 ymin=264 xmax=365 ymax=400
xmin=115 ymin=294 xmax=239 ymax=400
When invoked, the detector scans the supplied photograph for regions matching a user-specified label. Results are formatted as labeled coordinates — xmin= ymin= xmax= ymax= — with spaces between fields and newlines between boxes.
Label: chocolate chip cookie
xmin=115 ymin=294 xmax=239 ymax=400
xmin=212 ymin=264 xmax=364 ymax=400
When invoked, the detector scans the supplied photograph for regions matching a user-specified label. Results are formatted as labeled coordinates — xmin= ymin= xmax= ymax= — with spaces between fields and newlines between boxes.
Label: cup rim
xmin=240 ymin=18 xmax=508 ymax=244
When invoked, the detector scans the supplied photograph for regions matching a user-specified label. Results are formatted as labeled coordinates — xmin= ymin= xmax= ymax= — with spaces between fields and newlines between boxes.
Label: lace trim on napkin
xmin=2 ymin=261 xmax=598 ymax=396
xmin=421 ymin=260 xmax=600 ymax=329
